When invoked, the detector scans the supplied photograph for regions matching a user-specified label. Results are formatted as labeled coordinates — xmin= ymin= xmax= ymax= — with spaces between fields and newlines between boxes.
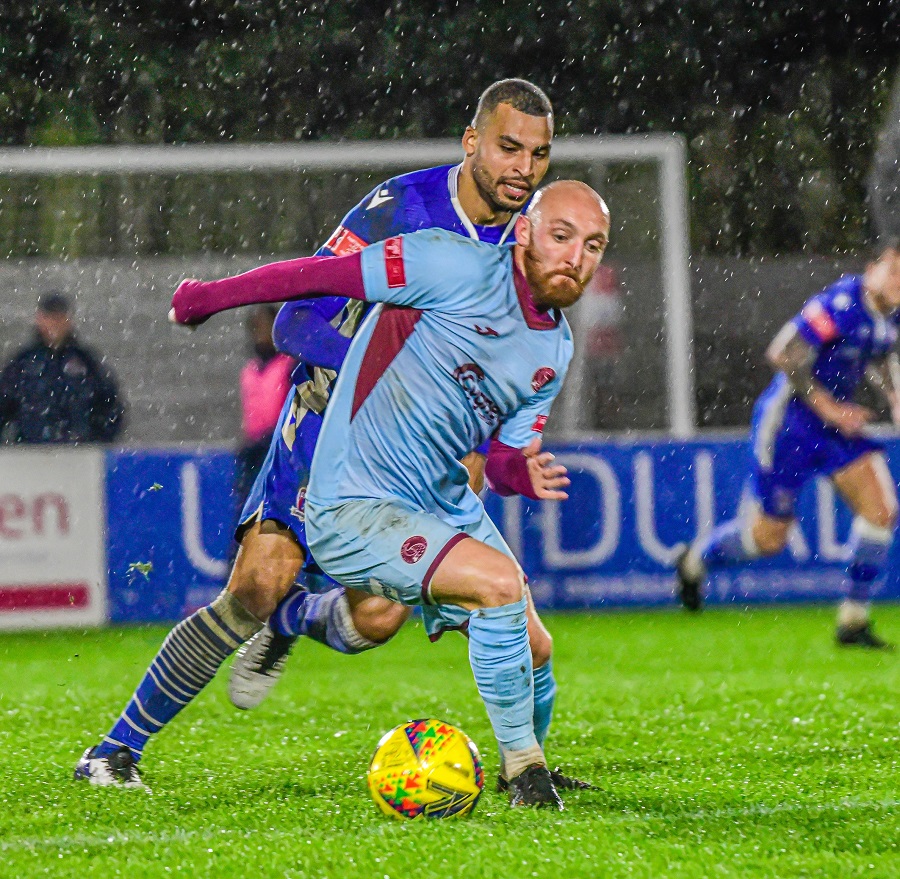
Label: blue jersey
xmin=239 ymin=166 xmax=522 ymax=553
xmin=749 ymin=274 xmax=898 ymax=517
xmin=790 ymin=274 xmax=900 ymax=400
xmin=307 ymin=228 xmax=573 ymax=527
xmin=284 ymin=164 xmax=519 ymax=388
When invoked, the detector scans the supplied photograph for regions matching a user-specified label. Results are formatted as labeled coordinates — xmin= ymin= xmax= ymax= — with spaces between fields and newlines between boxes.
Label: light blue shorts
xmin=305 ymin=497 xmax=517 ymax=639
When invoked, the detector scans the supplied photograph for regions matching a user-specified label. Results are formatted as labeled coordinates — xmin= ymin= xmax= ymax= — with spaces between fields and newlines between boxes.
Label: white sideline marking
xmin=4 ymin=797 xmax=899 ymax=852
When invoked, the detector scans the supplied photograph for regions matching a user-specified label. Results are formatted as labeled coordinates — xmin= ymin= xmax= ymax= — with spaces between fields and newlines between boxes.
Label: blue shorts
xmin=749 ymin=389 xmax=880 ymax=518
xmin=237 ymin=388 xmax=339 ymax=588
xmin=306 ymin=497 xmax=518 ymax=640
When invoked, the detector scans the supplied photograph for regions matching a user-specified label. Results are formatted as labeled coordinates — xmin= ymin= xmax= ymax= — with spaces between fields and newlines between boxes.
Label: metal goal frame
xmin=0 ymin=135 xmax=695 ymax=435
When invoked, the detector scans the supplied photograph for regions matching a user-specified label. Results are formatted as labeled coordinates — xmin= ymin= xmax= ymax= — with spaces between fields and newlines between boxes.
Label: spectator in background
xmin=234 ymin=305 xmax=295 ymax=504
xmin=0 ymin=292 xmax=124 ymax=444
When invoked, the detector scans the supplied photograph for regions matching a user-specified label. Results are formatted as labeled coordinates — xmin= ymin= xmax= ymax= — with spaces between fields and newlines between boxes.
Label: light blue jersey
xmin=307 ymin=228 xmax=573 ymax=527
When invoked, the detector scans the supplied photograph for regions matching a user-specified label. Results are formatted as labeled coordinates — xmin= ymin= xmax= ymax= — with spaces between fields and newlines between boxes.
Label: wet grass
xmin=1 ymin=604 xmax=899 ymax=878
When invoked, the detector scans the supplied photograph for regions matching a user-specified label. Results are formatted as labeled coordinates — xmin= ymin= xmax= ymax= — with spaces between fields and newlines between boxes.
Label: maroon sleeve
xmin=170 ymin=252 xmax=366 ymax=325
xmin=485 ymin=438 xmax=539 ymax=500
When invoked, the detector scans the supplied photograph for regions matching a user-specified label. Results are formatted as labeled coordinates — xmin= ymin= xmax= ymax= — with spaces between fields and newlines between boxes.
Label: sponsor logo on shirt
xmin=801 ymin=300 xmax=839 ymax=343
xmin=452 ymin=362 xmax=501 ymax=427
xmin=531 ymin=366 xmax=556 ymax=392
xmin=531 ymin=414 xmax=548 ymax=433
xmin=474 ymin=325 xmax=499 ymax=337
xmin=325 ymin=225 xmax=367 ymax=257
xmin=400 ymin=535 xmax=428 ymax=564
xmin=384 ymin=236 xmax=407 ymax=288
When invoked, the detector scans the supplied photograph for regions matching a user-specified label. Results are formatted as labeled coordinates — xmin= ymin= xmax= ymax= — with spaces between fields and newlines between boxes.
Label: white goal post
xmin=0 ymin=135 xmax=694 ymax=436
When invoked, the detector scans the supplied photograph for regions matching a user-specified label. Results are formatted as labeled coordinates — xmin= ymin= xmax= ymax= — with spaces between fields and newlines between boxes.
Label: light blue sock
xmin=532 ymin=661 xmax=556 ymax=749
xmin=468 ymin=597 xmax=537 ymax=758
xmin=700 ymin=519 xmax=758 ymax=568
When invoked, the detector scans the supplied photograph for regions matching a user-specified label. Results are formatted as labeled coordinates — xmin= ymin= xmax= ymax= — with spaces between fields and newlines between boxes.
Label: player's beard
xmin=524 ymin=252 xmax=589 ymax=310
xmin=471 ymin=160 xmax=532 ymax=215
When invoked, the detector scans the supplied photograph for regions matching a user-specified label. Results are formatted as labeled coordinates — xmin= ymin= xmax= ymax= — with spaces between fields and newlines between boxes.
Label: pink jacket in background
xmin=239 ymin=354 xmax=294 ymax=444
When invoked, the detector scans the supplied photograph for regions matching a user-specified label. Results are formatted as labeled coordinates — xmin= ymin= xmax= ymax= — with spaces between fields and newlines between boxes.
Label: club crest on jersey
xmin=453 ymin=362 xmax=501 ymax=427
xmin=290 ymin=487 xmax=307 ymax=522
xmin=400 ymin=535 xmax=428 ymax=564
xmin=531 ymin=367 xmax=556 ymax=392
xmin=384 ymin=236 xmax=407 ymax=288
xmin=325 ymin=225 xmax=367 ymax=257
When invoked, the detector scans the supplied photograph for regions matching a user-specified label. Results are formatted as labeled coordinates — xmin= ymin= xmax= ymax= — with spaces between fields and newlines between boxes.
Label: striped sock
xmin=95 ymin=591 xmax=262 ymax=761
xmin=270 ymin=586 xmax=378 ymax=654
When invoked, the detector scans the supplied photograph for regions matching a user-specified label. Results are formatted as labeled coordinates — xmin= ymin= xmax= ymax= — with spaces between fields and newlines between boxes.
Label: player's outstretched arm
xmin=485 ymin=437 xmax=570 ymax=501
xmin=169 ymin=253 xmax=367 ymax=326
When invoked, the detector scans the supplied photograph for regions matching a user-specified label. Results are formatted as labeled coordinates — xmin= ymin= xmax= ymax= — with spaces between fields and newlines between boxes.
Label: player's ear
xmin=514 ymin=214 xmax=531 ymax=247
xmin=462 ymin=126 xmax=478 ymax=157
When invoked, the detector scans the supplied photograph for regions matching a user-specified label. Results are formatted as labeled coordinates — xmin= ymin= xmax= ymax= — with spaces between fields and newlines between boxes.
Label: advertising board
xmin=0 ymin=448 xmax=106 ymax=630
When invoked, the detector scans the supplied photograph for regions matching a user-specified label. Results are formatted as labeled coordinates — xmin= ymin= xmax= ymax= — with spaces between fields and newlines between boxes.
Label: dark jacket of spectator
xmin=0 ymin=332 xmax=124 ymax=443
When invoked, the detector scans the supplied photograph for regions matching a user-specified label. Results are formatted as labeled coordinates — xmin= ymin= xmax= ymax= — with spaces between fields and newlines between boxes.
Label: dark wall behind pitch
xmin=0 ymin=254 xmax=869 ymax=444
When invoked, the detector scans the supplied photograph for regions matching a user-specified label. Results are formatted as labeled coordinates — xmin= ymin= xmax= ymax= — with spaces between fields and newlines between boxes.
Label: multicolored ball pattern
xmin=367 ymin=718 xmax=484 ymax=820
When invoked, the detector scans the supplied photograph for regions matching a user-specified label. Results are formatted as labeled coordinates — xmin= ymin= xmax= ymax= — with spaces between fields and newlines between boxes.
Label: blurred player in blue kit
xmin=171 ymin=179 xmax=611 ymax=807
xmin=677 ymin=244 xmax=900 ymax=649
xmin=76 ymin=80 xmax=586 ymax=795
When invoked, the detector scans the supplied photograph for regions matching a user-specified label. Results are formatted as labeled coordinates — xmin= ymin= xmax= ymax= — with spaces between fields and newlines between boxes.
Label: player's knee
xmin=753 ymin=530 xmax=788 ymax=556
xmin=864 ymin=506 xmax=897 ymax=532
xmin=529 ymin=628 xmax=553 ymax=668
xmin=353 ymin=602 xmax=411 ymax=643
xmin=479 ymin=561 xmax=526 ymax=608
xmin=750 ymin=517 xmax=790 ymax=557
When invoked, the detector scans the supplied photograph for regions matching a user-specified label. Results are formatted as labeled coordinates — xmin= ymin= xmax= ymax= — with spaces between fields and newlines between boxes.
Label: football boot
xmin=74 ymin=746 xmax=148 ymax=790
xmin=497 ymin=767 xmax=593 ymax=793
xmin=229 ymin=625 xmax=297 ymax=709
xmin=674 ymin=543 xmax=705 ymax=612
xmin=836 ymin=622 xmax=895 ymax=651
xmin=507 ymin=764 xmax=564 ymax=810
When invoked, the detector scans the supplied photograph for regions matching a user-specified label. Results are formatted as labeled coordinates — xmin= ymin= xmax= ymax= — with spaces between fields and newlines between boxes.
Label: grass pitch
xmin=2 ymin=605 xmax=899 ymax=878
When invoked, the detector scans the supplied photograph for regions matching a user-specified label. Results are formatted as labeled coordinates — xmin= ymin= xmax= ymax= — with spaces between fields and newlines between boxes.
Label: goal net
xmin=0 ymin=137 xmax=692 ymax=444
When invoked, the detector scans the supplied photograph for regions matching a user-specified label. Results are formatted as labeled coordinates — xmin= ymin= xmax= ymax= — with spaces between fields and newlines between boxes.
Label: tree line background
xmin=2 ymin=1 xmax=899 ymax=256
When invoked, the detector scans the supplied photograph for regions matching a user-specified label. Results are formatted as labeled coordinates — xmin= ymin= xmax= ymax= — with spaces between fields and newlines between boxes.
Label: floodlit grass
xmin=2 ymin=605 xmax=899 ymax=878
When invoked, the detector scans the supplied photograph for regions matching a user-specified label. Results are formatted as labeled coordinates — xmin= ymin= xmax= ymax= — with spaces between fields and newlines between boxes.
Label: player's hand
xmin=169 ymin=279 xmax=211 ymax=327
xmin=824 ymin=401 xmax=875 ymax=437
xmin=523 ymin=437 xmax=570 ymax=500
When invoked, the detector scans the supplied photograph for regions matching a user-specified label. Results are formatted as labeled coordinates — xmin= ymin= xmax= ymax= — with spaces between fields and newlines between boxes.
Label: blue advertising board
xmin=106 ymin=449 xmax=236 ymax=622
xmin=106 ymin=437 xmax=900 ymax=622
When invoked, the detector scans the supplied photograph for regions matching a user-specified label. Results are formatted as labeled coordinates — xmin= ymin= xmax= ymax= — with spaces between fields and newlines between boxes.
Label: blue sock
xmin=95 ymin=591 xmax=262 ymax=761
xmin=700 ymin=519 xmax=758 ymax=568
xmin=468 ymin=597 xmax=538 ymax=771
xmin=532 ymin=661 xmax=556 ymax=749
xmin=846 ymin=520 xmax=892 ymax=602
xmin=270 ymin=586 xmax=377 ymax=654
